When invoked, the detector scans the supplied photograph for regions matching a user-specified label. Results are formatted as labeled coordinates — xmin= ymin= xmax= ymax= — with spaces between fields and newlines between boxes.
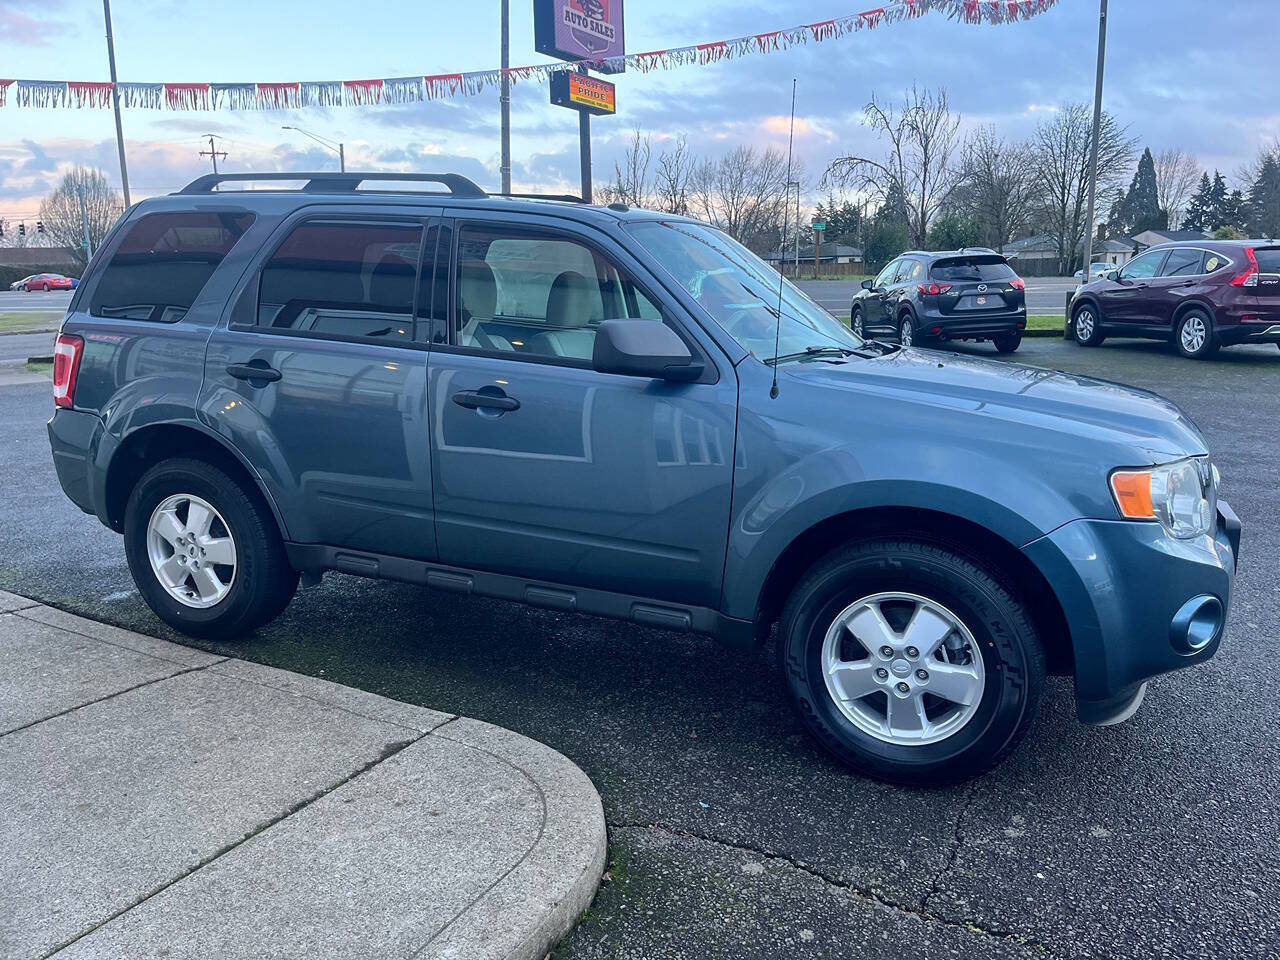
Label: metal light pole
xmin=281 ymin=126 xmax=345 ymax=171
xmin=499 ymin=0 xmax=512 ymax=194
xmin=102 ymin=0 xmax=131 ymax=206
xmin=577 ymin=66 xmax=592 ymax=203
xmin=1080 ymin=0 xmax=1108 ymax=278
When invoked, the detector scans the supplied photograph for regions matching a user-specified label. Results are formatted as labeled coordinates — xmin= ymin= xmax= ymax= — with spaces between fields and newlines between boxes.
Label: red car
xmin=21 ymin=273 xmax=75 ymax=292
xmin=1070 ymin=240 xmax=1280 ymax=359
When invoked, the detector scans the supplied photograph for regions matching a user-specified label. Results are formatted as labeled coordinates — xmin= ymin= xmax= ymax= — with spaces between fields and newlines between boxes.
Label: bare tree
xmin=957 ymin=127 xmax=1038 ymax=251
xmin=1032 ymin=102 xmax=1136 ymax=273
xmin=653 ymin=135 xmax=696 ymax=215
xmin=600 ymin=129 xmax=653 ymax=208
xmin=1154 ymin=148 xmax=1201 ymax=230
xmin=38 ymin=166 xmax=124 ymax=266
xmin=690 ymin=145 xmax=793 ymax=253
xmin=824 ymin=85 xmax=964 ymax=249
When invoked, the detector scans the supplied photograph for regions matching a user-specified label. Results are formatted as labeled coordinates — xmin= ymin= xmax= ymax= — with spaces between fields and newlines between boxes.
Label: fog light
xmin=1169 ymin=595 xmax=1223 ymax=654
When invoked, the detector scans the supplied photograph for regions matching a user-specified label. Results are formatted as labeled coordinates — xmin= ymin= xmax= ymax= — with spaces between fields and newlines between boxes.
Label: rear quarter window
xmin=89 ymin=211 xmax=255 ymax=322
xmin=930 ymin=257 xmax=1016 ymax=281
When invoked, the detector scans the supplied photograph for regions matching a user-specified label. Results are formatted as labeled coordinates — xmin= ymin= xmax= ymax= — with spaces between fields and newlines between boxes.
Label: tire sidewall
xmin=781 ymin=545 xmax=1037 ymax=783
xmin=1175 ymin=309 xmax=1215 ymax=359
xmin=899 ymin=313 xmax=915 ymax=346
xmin=851 ymin=307 xmax=864 ymax=338
xmin=1073 ymin=303 xmax=1101 ymax=345
xmin=124 ymin=462 xmax=263 ymax=634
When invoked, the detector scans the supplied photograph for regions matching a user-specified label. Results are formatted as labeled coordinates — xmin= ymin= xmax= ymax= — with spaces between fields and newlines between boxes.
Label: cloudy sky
xmin=2 ymin=0 xmax=1277 ymax=223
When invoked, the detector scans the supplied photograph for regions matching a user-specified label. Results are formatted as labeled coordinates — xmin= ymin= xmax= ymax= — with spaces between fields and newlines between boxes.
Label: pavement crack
xmin=41 ymin=731 xmax=429 ymax=959
xmin=608 ymin=820 xmax=1057 ymax=956
xmin=921 ymin=780 xmax=979 ymax=910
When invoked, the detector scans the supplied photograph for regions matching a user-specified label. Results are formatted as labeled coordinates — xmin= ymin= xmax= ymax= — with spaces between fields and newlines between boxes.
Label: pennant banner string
xmin=0 ymin=0 xmax=1058 ymax=112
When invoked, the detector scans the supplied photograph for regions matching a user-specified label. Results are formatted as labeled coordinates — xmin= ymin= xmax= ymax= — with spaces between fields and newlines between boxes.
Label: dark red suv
xmin=1069 ymin=240 xmax=1280 ymax=359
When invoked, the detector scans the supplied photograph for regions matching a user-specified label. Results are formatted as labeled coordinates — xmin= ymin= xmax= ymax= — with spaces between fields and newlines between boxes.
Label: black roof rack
xmin=498 ymin=192 xmax=588 ymax=204
xmin=177 ymin=172 xmax=487 ymax=197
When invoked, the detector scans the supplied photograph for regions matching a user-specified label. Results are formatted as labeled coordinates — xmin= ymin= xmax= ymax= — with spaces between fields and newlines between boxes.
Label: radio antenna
xmin=770 ymin=78 xmax=797 ymax=400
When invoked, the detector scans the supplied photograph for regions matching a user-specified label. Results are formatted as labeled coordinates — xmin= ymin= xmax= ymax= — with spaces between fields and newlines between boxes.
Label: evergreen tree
xmin=1223 ymin=189 xmax=1247 ymax=232
xmin=1112 ymin=148 xmax=1166 ymax=235
xmin=1183 ymin=172 xmax=1213 ymax=231
xmin=926 ymin=214 xmax=981 ymax=250
xmin=1207 ymin=171 xmax=1229 ymax=230
xmin=1247 ymin=153 xmax=1280 ymax=238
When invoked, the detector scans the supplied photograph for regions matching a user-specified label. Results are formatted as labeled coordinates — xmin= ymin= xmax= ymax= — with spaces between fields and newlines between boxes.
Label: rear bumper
xmin=1218 ymin=321 xmax=1280 ymax=345
xmin=1023 ymin=501 xmax=1238 ymax=725
xmin=48 ymin=407 xmax=106 ymax=517
xmin=919 ymin=310 xmax=1026 ymax=340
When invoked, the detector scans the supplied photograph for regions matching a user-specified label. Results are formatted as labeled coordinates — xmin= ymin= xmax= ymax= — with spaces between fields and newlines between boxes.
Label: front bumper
xmin=1023 ymin=501 xmax=1238 ymax=725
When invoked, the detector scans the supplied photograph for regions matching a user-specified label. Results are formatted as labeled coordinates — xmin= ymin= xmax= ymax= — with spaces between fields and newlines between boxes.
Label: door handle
xmin=226 ymin=362 xmax=282 ymax=384
xmin=452 ymin=389 xmax=519 ymax=412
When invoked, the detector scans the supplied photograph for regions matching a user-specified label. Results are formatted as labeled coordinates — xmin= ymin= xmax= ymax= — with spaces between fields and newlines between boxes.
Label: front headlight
xmin=1110 ymin=458 xmax=1217 ymax=539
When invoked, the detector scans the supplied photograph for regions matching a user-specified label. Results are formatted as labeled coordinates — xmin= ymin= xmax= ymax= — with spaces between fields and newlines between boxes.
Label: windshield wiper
xmin=764 ymin=345 xmax=862 ymax=366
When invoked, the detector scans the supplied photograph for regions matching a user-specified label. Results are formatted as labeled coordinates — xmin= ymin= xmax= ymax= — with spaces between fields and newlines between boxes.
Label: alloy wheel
xmin=1075 ymin=308 xmax=1095 ymax=342
xmin=146 ymin=493 xmax=237 ymax=608
xmin=900 ymin=318 xmax=914 ymax=346
xmin=821 ymin=591 xmax=985 ymax=746
xmin=1180 ymin=315 xmax=1207 ymax=354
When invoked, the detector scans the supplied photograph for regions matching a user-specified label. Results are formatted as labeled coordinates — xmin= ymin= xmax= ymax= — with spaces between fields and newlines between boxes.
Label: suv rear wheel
xmin=124 ymin=458 xmax=298 ymax=639
xmin=779 ymin=539 xmax=1045 ymax=786
xmin=898 ymin=314 xmax=915 ymax=346
xmin=992 ymin=332 xmax=1021 ymax=354
xmin=1072 ymin=303 xmax=1105 ymax=346
xmin=1174 ymin=308 xmax=1219 ymax=360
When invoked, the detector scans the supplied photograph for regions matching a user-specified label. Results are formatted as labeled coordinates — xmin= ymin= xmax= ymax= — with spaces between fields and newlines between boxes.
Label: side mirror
xmin=1106 ymin=270 xmax=1120 ymax=282
xmin=860 ymin=279 xmax=874 ymax=290
xmin=592 ymin=319 xmax=704 ymax=382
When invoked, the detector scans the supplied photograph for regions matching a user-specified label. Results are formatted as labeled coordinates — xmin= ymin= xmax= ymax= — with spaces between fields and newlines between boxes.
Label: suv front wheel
xmin=779 ymin=539 xmax=1045 ymax=786
xmin=1072 ymin=303 xmax=1105 ymax=346
xmin=124 ymin=458 xmax=298 ymax=639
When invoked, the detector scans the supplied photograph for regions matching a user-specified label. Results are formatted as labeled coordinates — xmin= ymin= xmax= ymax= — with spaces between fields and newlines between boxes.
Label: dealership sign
xmin=535 ymin=0 xmax=626 ymax=73
xmin=550 ymin=71 xmax=616 ymax=115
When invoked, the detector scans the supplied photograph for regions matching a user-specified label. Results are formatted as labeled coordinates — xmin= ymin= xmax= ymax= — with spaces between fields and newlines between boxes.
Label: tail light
xmin=1229 ymin=248 xmax=1259 ymax=287
xmin=917 ymin=282 xmax=953 ymax=296
xmin=1009 ymin=277 xmax=1026 ymax=290
xmin=52 ymin=334 xmax=83 ymax=408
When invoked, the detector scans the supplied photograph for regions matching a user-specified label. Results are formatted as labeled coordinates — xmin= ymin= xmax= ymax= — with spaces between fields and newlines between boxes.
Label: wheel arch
xmin=753 ymin=505 xmax=1074 ymax=677
xmin=102 ymin=422 xmax=288 ymax=539
xmin=1170 ymin=298 xmax=1217 ymax=329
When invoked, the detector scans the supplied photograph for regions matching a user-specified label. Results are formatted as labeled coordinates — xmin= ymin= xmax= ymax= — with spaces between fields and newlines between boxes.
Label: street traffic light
xmin=36 ymin=221 xmax=44 ymax=234
xmin=18 ymin=223 xmax=25 ymax=237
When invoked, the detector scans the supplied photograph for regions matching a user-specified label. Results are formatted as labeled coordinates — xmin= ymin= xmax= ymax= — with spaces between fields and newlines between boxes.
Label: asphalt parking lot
xmin=796 ymin=275 xmax=1078 ymax=316
xmin=1 ymin=337 xmax=1277 ymax=959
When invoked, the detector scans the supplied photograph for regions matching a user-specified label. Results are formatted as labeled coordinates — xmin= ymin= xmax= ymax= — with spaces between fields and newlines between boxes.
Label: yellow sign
xmin=567 ymin=73 xmax=615 ymax=114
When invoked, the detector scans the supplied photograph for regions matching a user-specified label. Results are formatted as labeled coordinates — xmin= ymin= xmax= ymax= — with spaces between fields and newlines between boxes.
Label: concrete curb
xmin=0 ymin=592 xmax=605 ymax=960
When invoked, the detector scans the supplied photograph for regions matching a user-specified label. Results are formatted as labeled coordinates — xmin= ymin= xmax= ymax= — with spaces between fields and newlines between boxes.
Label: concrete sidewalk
xmin=0 ymin=591 xmax=606 ymax=960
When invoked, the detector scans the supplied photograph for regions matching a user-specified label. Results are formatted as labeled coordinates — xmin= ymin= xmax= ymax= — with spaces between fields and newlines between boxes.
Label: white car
xmin=1073 ymin=262 xmax=1112 ymax=282
xmin=9 ymin=276 xmax=37 ymax=291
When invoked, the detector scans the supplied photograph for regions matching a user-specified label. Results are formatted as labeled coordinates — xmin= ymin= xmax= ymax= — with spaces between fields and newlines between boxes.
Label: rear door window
xmin=256 ymin=220 xmax=424 ymax=344
xmin=89 ymin=211 xmax=255 ymax=322
xmin=1158 ymin=248 xmax=1203 ymax=277
xmin=930 ymin=257 xmax=1016 ymax=282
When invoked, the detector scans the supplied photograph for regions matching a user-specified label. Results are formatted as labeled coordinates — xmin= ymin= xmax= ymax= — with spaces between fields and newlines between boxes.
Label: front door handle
xmin=452 ymin=389 xmax=519 ymax=412
xmin=226 ymin=362 xmax=282 ymax=384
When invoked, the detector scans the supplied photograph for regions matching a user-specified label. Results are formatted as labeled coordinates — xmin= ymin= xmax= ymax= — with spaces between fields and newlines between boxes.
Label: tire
xmin=779 ymin=538 xmax=1045 ymax=787
xmin=850 ymin=306 xmax=865 ymax=338
xmin=1174 ymin=308 xmax=1219 ymax=360
xmin=124 ymin=457 xmax=298 ymax=639
xmin=992 ymin=332 xmax=1021 ymax=354
xmin=1072 ymin=302 xmax=1105 ymax=347
xmin=898 ymin=313 xmax=916 ymax=347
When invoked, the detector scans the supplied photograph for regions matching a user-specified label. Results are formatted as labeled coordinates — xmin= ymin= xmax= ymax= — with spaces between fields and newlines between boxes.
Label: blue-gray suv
xmin=47 ymin=173 xmax=1240 ymax=786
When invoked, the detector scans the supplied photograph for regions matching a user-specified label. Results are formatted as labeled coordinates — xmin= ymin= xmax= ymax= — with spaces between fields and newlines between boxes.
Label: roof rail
xmin=498 ymin=192 xmax=587 ymax=203
xmin=176 ymin=172 xmax=488 ymax=197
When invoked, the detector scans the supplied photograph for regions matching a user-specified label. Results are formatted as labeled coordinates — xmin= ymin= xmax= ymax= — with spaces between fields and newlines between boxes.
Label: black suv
xmin=851 ymin=249 xmax=1027 ymax=352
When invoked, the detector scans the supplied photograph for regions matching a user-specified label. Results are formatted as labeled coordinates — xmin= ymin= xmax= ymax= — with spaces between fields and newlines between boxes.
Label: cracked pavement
xmin=2 ymin=339 xmax=1278 ymax=958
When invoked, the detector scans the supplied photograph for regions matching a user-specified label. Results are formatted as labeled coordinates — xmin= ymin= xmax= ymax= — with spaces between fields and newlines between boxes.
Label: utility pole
xmin=200 ymin=134 xmax=227 ymax=174
xmin=102 ymin=0 xmax=131 ymax=207
xmin=499 ymin=0 xmax=511 ymax=194
xmin=577 ymin=66 xmax=592 ymax=203
xmin=78 ymin=185 xmax=93 ymax=261
xmin=1080 ymin=0 xmax=1108 ymax=279
xmin=281 ymin=125 xmax=344 ymax=171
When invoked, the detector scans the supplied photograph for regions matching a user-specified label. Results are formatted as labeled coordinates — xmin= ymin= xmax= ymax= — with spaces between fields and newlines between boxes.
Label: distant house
xmin=765 ymin=242 xmax=864 ymax=274
xmin=0 ymin=246 xmax=81 ymax=269
xmin=1130 ymin=228 xmax=1212 ymax=252
xmin=1002 ymin=234 xmax=1135 ymax=276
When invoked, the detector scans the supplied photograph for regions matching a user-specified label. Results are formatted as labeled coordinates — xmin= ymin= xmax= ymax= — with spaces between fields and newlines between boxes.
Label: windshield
xmin=628 ymin=220 xmax=864 ymax=362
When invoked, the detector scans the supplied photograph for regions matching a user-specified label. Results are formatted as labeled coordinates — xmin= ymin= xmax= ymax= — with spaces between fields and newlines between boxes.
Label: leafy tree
xmin=1213 ymin=225 xmax=1246 ymax=240
xmin=926 ymin=214 xmax=981 ymax=250
xmin=1246 ymin=153 xmax=1280 ymax=237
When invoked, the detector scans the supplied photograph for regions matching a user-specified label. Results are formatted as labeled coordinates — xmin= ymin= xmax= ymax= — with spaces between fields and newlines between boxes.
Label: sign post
xmin=811 ymin=222 xmax=825 ymax=279
xmin=534 ymin=0 xmax=625 ymax=202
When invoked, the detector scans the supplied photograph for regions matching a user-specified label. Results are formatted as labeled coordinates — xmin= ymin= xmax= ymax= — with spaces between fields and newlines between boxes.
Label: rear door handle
xmin=452 ymin=390 xmax=519 ymax=412
xmin=226 ymin=362 xmax=282 ymax=384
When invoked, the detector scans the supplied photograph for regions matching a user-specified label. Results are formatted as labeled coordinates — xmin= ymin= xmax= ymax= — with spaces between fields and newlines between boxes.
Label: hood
xmin=786 ymin=346 xmax=1207 ymax=463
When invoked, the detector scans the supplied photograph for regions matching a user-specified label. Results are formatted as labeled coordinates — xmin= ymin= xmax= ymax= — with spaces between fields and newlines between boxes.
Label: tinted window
xmin=1254 ymin=248 xmax=1280 ymax=273
xmin=898 ymin=259 xmax=924 ymax=282
xmin=90 ymin=211 xmax=255 ymax=321
xmin=873 ymin=260 xmax=899 ymax=288
xmin=1119 ymin=251 xmax=1164 ymax=280
xmin=257 ymin=221 xmax=422 ymax=343
xmin=1159 ymin=248 xmax=1203 ymax=277
xmin=454 ymin=225 xmax=664 ymax=361
xmin=1203 ymin=251 xmax=1232 ymax=273
xmin=930 ymin=257 xmax=1015 ymax=281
